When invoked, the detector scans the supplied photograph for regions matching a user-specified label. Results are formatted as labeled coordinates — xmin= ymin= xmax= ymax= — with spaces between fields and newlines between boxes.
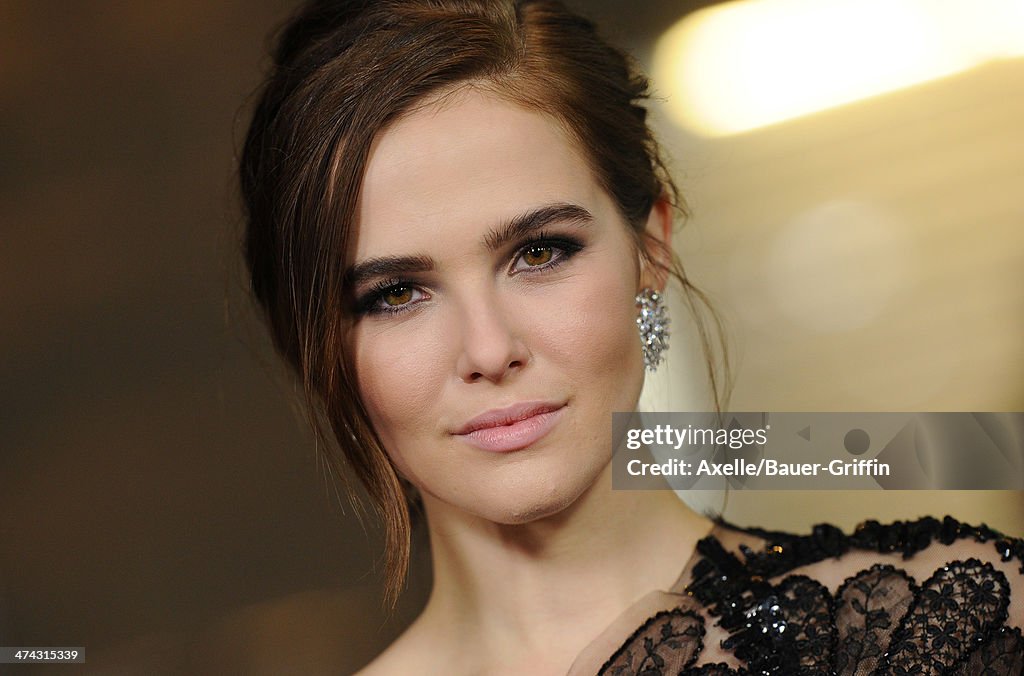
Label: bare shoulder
xmin=353 ymin=644 xmax=416 ymax=676
xmin=353 ymin=613 xmax=456 ymax=676
xmin=353 ymin=629 xmax=425 ymax=676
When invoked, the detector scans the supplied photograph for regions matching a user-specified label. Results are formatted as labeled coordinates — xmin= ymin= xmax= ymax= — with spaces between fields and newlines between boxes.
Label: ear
xmin=638 ymin=196 xmax=674 ymax=293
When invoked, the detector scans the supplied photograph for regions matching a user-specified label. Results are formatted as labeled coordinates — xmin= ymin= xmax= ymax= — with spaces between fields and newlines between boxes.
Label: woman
xmin=239 ymin=1 xmax=1023 ymax=673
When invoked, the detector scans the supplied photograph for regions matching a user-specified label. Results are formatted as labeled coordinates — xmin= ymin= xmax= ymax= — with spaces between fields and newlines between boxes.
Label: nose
xmin=453 ymin=293 xmax=530 ymax=384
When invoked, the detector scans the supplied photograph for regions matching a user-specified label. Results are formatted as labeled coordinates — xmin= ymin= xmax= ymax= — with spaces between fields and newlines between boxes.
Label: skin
xmin=351 ymin=88 xmax=713 ymax=675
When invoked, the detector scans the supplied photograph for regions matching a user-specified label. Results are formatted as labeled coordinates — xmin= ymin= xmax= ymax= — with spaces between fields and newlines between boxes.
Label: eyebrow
xmin=345 ymin=253 xmax=435 ymax=289
xmin=483 ymin=202 xmax=594 ymax=251
xmin=346 ymin=202 xmax=593 ymax=288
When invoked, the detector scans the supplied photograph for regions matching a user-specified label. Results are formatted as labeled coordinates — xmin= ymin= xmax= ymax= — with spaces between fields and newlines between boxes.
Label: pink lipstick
xmin=453 ymin=401 xmax=566 ymax=453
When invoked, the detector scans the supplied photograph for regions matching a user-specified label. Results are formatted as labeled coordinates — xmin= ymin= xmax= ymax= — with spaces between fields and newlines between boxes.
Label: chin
xmin=464 ymin=454 xmax=609 ymax=526
xmin=485 ymin=493 xmax=577 ymax=525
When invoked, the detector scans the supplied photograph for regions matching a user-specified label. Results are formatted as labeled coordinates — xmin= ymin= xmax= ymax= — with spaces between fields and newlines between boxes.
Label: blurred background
xmin=1 ymin=0 xmax=1021 ymax=673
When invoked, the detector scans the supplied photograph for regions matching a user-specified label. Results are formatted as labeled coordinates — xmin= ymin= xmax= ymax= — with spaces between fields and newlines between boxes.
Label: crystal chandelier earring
xmin=635 ymin=288 xmax=669 ymax=371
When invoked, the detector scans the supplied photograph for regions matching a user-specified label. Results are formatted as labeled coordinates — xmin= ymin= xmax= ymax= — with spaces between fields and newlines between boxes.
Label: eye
xmin=382 ymin=285 xmax=415 ymax=307
xmin=521 ymin=245 xmax=554 ymax=267
xmin=358 ymin=282 xmax=428 ymax=315
xmin=510 ymin=236 xmax=583 ymax=274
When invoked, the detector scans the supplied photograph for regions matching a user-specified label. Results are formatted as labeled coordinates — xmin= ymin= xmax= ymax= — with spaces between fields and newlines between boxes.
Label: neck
xmin=416 ymin=463 xmax=713 ymax=664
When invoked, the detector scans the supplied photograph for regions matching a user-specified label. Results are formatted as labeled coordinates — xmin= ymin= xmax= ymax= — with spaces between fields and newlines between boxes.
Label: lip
xmin=453 ymin=401 xmax=566 ymax=453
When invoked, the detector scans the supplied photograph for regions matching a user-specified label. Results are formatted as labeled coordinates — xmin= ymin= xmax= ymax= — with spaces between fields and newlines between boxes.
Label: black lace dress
xmin=567 ymin=516 xmax=1024 ymax=675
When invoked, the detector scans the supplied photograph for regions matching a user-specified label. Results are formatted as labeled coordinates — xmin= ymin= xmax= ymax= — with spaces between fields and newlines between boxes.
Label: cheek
xmin=352 ymin=325 xmax=447 ymax=471
xmin=534 ymin=262 xmax=643 ymax=398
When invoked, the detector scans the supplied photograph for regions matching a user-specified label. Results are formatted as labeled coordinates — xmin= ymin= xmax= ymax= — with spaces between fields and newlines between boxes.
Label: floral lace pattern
xmin=885 ymin=559 xmax=1009 ymax=675
xmin=596 ymin=517 xmax=1023 ymax=676
xmin=835 ymin=564 xmax=915 ymax=673
xmin=600 ymin=609 xmax=705 ymax=675
xmin=953 ymin=626 xmax=1024 ymax=675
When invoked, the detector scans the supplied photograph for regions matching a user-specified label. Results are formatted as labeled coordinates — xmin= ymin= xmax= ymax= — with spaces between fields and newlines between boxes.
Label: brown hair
xmin=239 ymin=0 xmax=728 ymax=606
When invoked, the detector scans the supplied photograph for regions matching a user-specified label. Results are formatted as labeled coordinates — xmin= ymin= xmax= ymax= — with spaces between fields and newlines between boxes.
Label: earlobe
xmin=638 ymin=196 xmax=675 ymax=292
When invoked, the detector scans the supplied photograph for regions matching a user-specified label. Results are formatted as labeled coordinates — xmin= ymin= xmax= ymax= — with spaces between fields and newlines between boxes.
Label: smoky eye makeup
xmin=507 ymin=229 xmax=585 ymax=275
xmin=351 ymin=223 xmax=590 ymax=317
xmin=353 ymin=278 xmax=429 ymax=316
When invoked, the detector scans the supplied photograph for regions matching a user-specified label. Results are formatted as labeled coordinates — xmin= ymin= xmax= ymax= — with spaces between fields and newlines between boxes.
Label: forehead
xmin=354 ymin=88 xmax=608 ymax=257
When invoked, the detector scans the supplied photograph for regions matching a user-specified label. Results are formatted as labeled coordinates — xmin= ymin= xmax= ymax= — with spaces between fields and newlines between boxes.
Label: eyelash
xmin=356 ymin=232 xmax=585 ymax=317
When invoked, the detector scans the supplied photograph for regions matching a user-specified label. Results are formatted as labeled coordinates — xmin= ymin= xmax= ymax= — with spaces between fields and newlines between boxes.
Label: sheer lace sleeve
xmin=588 ymin=516 xmax=1023 ymax=676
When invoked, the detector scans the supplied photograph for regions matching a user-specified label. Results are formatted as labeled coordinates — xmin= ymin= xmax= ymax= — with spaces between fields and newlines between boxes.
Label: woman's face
xmin=350 ymin=88 xmax=651 ymax=524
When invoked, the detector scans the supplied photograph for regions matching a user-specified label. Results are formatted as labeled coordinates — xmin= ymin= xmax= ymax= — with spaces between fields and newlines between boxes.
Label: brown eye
xmin=509 ymin=237 xmax=583 ymax=274
xmin=383 ymin=286 xmax=414 ymax=306
xmin=522 ymin=246 xmax=553 ymax=267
